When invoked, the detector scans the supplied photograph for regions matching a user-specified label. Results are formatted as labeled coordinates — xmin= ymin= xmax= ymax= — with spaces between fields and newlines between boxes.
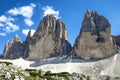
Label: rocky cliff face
xmin=3 ymin=15 xmax=72 ymax=60
xmin=73 ymin=10 xmax=115 ymax=60
xmin=24 ymin=15 xmax=72 ymax=60
xmin=23 ymin=31 xmax=32 ymax=58
xmin=3 ymin=34 xmax=24 ymax=59
xmin=113 ymin=35 xmax=120 ymax=47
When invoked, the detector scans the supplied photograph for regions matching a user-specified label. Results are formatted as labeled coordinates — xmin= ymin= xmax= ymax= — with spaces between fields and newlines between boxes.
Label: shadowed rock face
xmin=73 ymin=10 xmax=115 ymax=60
xmin=113 ymin=35 xmax=120 ymax=47
xmin=25 ymin=15 xmax=72 ymax=60
xmin=3 ymin=35 xmax=24 ymax=59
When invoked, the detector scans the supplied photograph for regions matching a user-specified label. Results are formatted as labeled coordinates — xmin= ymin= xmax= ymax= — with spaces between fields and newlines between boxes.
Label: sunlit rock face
xmin=3 ymin=35 xmax=24 ymax=59
xmin=73 ymin=10 xmax=115 ymax=60
xmin=25 ymin=14 xmax=72 ymax=60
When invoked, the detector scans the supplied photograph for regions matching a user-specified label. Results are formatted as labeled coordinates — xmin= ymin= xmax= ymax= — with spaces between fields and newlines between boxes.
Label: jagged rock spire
xmin=25 ymin=14 xmax=72 ymax=60
xmin=3 ymin=41 xmax=9 ymax=58
xmin=3 ymin=34 xmax=24 ymax=59
xmin=73 ymin=10 xmax=115 ymax=60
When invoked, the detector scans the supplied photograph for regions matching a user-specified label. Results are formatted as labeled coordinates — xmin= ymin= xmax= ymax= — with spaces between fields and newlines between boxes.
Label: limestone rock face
xmin=23 ymin=31 xmax=32 ymax=58
xmin=25 ymin=15 xmax=72 ymax=60
xmin=3 ymin=34 xmax=24 ymax=59
xmin=73 ymin=10 xmax=115 ymax=60
xmin=113 ymin=35 xmax=120 ymax=47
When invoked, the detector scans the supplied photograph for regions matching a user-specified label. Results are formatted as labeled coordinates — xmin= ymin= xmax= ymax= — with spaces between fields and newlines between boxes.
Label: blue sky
xmin=0 ymin=0 xmax=120 ymax=54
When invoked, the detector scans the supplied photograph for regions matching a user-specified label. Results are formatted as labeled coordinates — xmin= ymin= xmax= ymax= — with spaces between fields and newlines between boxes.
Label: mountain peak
xmin=73 ymin=10 xmax=115 ymax=60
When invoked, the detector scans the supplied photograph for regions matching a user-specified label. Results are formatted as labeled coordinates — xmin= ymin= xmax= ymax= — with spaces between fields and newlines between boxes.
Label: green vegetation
xmin=0 ymin=61 xmax=13 ymax=65
xmin=24 ymin=69 xmax=70 ymax=80
xmin=0 ymin=63 xmax=120 ymax=80
xmin=105 ymin=76 xmax=111 ymax=80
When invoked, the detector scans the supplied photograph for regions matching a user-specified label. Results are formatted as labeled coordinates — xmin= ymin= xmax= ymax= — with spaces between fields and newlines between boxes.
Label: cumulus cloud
xmin=42 ymin=6 xmax=60 ymax=19
xmin=0 ymin=15 xmax=7 ymax=22
xmin=0 ymin=32 xmax=6 ymax=36
xmin=8 ymin=3 xmax=36 ymax=18
xmin=0 ymin=3 xmax=36 ymax=36
xmin=0 ymin=15 xmax=19 ymax=36
xmin=5 ymin=22 xmax=19 ymax=33
xmin=0 ymin=23 xmax=4 ymax=27
xmin=22 ymin=29 xmax=36 ymax=36
xmin=0 ymin=15 xmax=15 ymax=23
xmin=24 ymin=18 xmax=34 ymax=26
xmin=8 ymin=3 xmax=36 ymax=26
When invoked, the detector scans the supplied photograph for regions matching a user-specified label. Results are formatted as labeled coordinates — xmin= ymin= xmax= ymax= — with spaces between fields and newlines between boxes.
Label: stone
xmin=25 ymin=14 xmax=72 ymax=60
xmin=3 ymin=34 xmax=24 ymax=59
xmin=73 ymin=10 xmax=115 ymax=60
xmin=5 ymin=72 xmax=11 ymax=79
xmin=12 ymin=76 xmax=24 ymax=80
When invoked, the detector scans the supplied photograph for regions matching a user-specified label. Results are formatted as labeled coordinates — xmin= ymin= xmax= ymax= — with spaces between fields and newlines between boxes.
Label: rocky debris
xmin=25 ymin=14 xmax=72 ymax=60
xmin=12 ymin=76 xmax=24 ymax=80
xmin=5 ymin=72 xmax=11 ymax=79
xmin=0 ymin=62 xmax=28 ymax=80
xmin=73 ymin=10 xmax=115 ymax=60
xmin=3 ymin=34 xmax=24 ymax=59
xmin=113 ymin=35 xmax=120 ymax=47
xmin=68 ymin=73 xmax=120 ymax=80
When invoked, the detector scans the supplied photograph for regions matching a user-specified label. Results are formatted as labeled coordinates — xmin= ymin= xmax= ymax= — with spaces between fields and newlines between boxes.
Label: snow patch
xmin=0 ymin=52 xmax=120 ymax=77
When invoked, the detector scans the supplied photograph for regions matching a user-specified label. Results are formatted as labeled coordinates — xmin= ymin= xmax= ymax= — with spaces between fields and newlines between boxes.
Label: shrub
xmin=25 ymin=69 xmax=37 ymax=72
xmin=0 ymin=61 xmax=13 ymax=65
xmin=105 ymin=76 xmax=110 ymax=80
xmin=24 ymin=76 xmax=43 ymax=80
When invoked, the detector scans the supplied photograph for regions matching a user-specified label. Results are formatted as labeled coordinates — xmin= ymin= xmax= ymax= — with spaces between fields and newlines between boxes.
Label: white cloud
xmin=0 ymin=23 xmax=4 ymax=27
xmin=0 ymin=15 xmax=19 ymax=36
xmin=0 ymin=32 xmax=6 ymax=36
xmin=30 ymin=3 xmax=36 ymax=7
xmin=22 ymin=29 xmax=36 ymax=36
xmin=42 ymin=6 xmax=60 ymax=19
xmin=0 ymin=3 xmax=36 ymax=36
xmin=0 ymin=15 xmax=15 ymax=23
xmin=24 ymin=18 xmax=34 ymax=26
xmin=5 ymin=22 xmax=19 ymax=33
xmin=7 ymin=17 xmax=15 ymax=22
xmin=0 ymin=15 xmax=7 ymax=22
xmin=8 ymin=3 xmax=36 ymax=26
xmin=8 ymin=3 xmax=36 ymax=18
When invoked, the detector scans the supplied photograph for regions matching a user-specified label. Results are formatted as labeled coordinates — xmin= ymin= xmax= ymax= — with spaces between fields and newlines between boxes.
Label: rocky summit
xmin=24 ymin=14 xmax=72 ymax=60
xmin=73 ymin=10 xmax=115 ymax=60
xmin=3 ymin=34 xmax=24 ymax=59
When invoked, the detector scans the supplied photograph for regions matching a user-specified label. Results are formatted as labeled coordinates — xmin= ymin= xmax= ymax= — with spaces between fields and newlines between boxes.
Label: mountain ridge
xmin=2 ymin=10 xmax=119 ymax=61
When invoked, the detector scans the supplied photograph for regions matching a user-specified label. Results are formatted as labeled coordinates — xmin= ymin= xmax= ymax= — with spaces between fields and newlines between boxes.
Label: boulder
xmin=73 ymin=10 xmax=115 ymax=60
xmin=5 ymin=72 xmax=11 ymax=79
